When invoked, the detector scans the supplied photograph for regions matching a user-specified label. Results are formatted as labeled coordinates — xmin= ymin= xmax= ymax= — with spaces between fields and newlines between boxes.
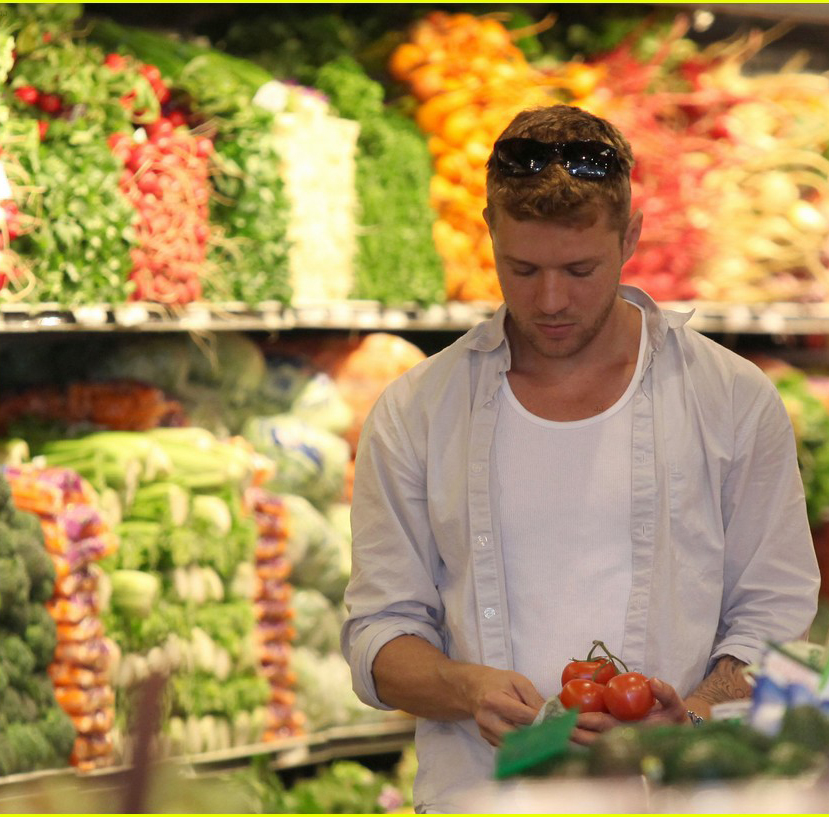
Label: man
xmin=342 ymin=104 xmax=820 ymax=812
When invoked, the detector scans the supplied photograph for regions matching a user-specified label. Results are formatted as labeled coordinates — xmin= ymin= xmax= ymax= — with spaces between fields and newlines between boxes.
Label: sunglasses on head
xmin=489 ymin=137 xmax=621 ymax=179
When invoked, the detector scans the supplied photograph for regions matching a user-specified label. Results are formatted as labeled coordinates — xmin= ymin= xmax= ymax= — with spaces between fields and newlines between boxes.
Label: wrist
xmin=437 ymin=658 xmax=479 ymax=717
xmin=683 ymin=696 xmax=712 ymax=721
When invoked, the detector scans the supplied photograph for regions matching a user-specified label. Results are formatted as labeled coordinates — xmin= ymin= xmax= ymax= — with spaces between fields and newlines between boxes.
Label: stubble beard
xmin=515 ymin=288 xmax=619 ymax=361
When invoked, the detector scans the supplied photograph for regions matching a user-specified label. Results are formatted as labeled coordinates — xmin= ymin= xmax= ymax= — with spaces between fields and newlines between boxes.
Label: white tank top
xmin=494 ymin=306 xmax=647 ymax=699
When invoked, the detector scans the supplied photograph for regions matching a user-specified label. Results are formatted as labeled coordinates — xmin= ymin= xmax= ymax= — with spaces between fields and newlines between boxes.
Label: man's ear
xmin=483 ymin=207 xmax=491 ymax=230
xmin=622 ymin=209 xmax=643 ymax=264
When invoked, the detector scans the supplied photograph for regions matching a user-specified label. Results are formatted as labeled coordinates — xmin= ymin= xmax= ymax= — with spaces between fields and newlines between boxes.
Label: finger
xmin=488 ymin=692 xmax=542 ymax=726
xmin=576 ymin=711 xmax=619 ymax=732
xmin=570 ymin=725 xmax=602 ymax=746
xmin=649 ymin=678 xmax=685 ymax=715
xmin=512 ymin=676 xmax=546 ymax=710
xmin=477 ymin=712 xmax=517 ymax=747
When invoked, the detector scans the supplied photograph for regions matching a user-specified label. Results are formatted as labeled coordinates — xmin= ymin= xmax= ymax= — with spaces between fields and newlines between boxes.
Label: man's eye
xmin=513 ymin=267 xmax=536 ymax=276
xmin=569 ymin=267 xmax=596 ymax=277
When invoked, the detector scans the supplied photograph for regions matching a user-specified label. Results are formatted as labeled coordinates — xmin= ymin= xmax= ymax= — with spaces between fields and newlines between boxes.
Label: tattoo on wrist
xmin=694 ymin=656 xmax=751 ymax=705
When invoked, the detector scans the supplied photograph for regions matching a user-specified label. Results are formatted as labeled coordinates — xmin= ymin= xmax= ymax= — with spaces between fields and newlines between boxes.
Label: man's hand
xmin=372 ymin=635 xmax=544 ymax=746
xmin=458 ymin=665 xmax=546 ymax=747
xmin=571 ymin=677 xmax=689 ymax=745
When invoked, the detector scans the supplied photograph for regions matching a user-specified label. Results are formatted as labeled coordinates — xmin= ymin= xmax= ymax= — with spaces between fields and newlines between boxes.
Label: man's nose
xmin=535 ymin=271 xmax=570 ymax=315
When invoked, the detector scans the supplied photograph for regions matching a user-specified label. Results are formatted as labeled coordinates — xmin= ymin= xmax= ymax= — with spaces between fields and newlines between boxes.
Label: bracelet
xmin=686 ymin=709 xmax=705 ymax=728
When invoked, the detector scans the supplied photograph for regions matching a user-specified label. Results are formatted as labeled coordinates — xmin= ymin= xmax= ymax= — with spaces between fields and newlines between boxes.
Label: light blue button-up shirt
xmin=342 ymin=285 xmax=820 ymax=813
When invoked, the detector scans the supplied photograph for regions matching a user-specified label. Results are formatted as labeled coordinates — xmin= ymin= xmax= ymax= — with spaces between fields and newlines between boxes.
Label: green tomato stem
xmin=591 ymin=639 xmax=630 ymax=673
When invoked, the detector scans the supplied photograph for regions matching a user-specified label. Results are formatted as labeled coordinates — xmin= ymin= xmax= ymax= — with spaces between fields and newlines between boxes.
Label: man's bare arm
xmin=684 ymin=655 xmax=752 ymax=719
xmin=372 ymin=634 xmax=545 ymax=746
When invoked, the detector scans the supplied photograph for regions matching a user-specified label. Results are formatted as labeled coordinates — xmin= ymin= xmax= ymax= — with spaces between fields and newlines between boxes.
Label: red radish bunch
xmin=12 ymin=84 xmax=62 ymax=140
xmin=103 ymin=54 xmax=171 ymax=110
xmin=0 ymin=201 xmax=22 ymax=249
xmin=109 ymin=119 xmax=214 ymax=305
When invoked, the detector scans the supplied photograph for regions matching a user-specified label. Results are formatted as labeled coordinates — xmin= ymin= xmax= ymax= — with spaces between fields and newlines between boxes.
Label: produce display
xmin=0 ymin=472 xmax=77 ymax=777
xmin=389 ymin=10 xmax=829 ymax=303
xmin=2 ymin=466 xmax=115 ymax=772
xmin=0 ymin=327 xmax=426 ymax=774
xmin=245 ymin=486 xmax=305 ymax=741
xmin=2 ymin=5 xmax=828 ymax=308
xmin=4 ymin=3 xmax=829 ymax=806
xmin=34 ymin=428 xmax=280 ymax=760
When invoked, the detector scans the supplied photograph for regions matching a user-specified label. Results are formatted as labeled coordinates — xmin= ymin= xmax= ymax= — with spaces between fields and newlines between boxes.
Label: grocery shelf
xmin=0 ymin=718 xmax=416 ymax=797
xmin=185 ymin=717 xmax=417 ymax=774
xmin=4 ymin=299 xmax=829 ymax=336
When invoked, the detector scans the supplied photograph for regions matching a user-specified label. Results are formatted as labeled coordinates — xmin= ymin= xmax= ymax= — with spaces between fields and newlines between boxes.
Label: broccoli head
xmin=0 ymin=554 xmax=31 ymax=629
xmin=0 ymin=475 xmax=12 ymax=518
xmin=0 ymin=632 xmax=36 ymax=688
xmin=0 ymin=521 xmax=15 ymax=558
xmin=40 ymin=706 xmax=76 ymax=763
xmin=5 ymin=721 xmax=56 ymax=772
xmin=22 ymin=673 xmax=58 ymax=714
xmin=24 ymin=604 xmax=58 ymax=670
xmin=17 ymin=535 xmax=56 ymax=603
xmin=0 ymin=686 xmax=38 ymax=724
xmin=0 ymin=735 xmax=18 ymax=777
xmin=8 ymin=508 xmax=44 ymax=538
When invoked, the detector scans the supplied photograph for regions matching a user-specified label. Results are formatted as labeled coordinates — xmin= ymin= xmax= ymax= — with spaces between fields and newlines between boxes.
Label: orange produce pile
xmin=390 ymin=13 xmax=558 ymax=302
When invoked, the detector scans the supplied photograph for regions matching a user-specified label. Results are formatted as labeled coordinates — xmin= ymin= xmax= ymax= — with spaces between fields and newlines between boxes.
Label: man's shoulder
xmin=673 ymin=324 xmax=779 ymax=398
xmin=383 ymin=321 xmax=497 ymax=404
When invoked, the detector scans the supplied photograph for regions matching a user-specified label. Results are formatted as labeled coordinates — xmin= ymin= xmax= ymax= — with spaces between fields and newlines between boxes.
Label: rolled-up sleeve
xmin=341 ymin=380 xmax=446 ymax=709
xmin=713 ymin=378 xmax=820 ymax=669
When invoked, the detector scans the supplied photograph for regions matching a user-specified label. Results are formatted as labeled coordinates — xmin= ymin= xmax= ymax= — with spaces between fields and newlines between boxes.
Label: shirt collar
xmin=462 ymin=285 xmax=695 ymax=355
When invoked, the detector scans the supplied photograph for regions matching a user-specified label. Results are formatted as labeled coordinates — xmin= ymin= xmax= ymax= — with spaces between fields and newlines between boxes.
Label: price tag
xmin=0 ymin=160 xmax=12 ymax=200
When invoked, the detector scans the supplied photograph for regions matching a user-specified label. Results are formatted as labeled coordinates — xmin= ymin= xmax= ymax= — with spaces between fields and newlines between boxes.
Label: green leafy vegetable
xmin=315 ymin=56 xmax=444 ymax=305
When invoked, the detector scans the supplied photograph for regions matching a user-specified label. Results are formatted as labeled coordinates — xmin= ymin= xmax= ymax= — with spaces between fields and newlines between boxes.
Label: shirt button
xmin=483 ymin=607 xmax=497 ymax=619
xmin=471 ymin=463 xmax=483 ymax=474
xmin=476 ymin=535 xmax=489 ymax=547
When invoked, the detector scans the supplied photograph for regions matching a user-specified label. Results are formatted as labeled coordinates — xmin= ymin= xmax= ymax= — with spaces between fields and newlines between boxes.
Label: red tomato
xmin=14 ymin=86 xmax=40 ymax=106
xmin=561 ymin=659 xmax=618 ymax=687
xmin=603 ymin=672 xmax=655 ymax=721
xmin=37 ymin=120 xmax=49 ymax=141
xmin=559 ymin=679 xmax=608 ymax=713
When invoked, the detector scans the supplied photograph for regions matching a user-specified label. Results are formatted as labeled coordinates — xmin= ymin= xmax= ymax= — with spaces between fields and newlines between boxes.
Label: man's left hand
xmin=570 ymin=677 xmax=690 ymax=746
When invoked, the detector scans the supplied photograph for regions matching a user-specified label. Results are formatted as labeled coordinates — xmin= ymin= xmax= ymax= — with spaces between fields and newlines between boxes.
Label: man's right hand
xmin=457 ymin=664 xmax=546 ymax=746
xmin=372 ymin=635 xmax=544 ymax=746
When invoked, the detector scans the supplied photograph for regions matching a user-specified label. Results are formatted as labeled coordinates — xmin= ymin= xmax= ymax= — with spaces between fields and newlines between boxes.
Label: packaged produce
xmin=0 ymin=468 xmax=112 ymax=775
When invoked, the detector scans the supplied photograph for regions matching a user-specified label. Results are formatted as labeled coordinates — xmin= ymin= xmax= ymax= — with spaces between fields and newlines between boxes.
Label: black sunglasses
xmin=489 ymin=137 xmax=621 ymax=179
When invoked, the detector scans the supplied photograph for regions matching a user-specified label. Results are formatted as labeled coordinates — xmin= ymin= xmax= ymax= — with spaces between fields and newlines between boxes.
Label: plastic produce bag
xmin=243 ymin=416 xmax=350 ymax=507
xmin=292 ymin=588 xmax=344 ymax=655
xmin=291 ymin=646 xmax=382 ymax=731
xmin=279 ymin=494 xmax=350 ymax=601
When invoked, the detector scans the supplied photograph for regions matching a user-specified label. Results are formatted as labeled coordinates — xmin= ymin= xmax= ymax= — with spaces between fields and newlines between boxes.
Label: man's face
xmin=485 ymin=207 xmax=642 ymax=362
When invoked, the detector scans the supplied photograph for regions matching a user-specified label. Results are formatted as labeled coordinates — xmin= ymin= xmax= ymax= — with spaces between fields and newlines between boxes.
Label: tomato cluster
xmin=558 ymin=641 xmax=655 ymax=722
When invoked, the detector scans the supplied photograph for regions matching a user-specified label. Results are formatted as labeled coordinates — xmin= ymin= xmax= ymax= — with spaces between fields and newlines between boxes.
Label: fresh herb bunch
xmin=207 ymin=109 xmax=291 ymax=305
xmin=14 ymin=131 xmax=137 ymax=304
xmin=315 ymin=56 xmax=444 ymax=305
